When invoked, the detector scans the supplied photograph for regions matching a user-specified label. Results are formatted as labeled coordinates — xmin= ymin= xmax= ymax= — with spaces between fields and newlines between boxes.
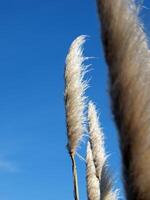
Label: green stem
xmin=70 ymin=153 xmax=79 ymax=200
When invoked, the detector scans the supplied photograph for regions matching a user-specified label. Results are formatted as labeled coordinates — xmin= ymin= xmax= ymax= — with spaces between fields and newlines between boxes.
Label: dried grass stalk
xmin=65 ymin=35 xmax=88 ymax=200
xmin=86 ymin=142 xmax=100 ymax=200
xmin=97 ymin=0 xmax=150 ymax=199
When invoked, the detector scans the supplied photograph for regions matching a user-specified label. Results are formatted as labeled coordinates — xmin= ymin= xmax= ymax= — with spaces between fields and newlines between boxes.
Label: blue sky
xmin=0 ymin=0 xmax=150 ymax=199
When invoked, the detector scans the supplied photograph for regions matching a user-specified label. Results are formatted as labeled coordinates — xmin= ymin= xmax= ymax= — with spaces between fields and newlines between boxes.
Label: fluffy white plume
xmin=86 ymin=142 xmax=100 ymax=200
xmin=65 ymin=35 xmax=88 ymax=155
xmin=88 ymin=101 xmax=106 ymax=180
xmin=88 ymin=101 xmax=118 ymax=199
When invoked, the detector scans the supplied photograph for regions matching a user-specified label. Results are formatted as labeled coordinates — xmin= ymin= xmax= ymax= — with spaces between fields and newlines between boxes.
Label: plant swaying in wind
xmin=65 ymin=35 xmax=88 ymax=200
xmin=64 ymin=0 xmax=150 ymax=199
xmin=64 ymin=36 xmax=118 ymax=200
xmin=97 ymin=0 xmax=150 ymax=199
xmin=87 ymin=102 xmax=118 ymax=200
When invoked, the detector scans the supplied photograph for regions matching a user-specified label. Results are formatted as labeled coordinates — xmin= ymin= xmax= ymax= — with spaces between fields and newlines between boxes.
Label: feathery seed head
xmin=104 ymin=191 xmax=119 ymax=200
xmin=88 ymin=102 xmax=119 ymax=199
xmin=88 ymin=101 xmax=106 ymax=179
xmin=65 ymin=35 xmax=89 ymax=156
xmin=86 ymin=142 xmax=100 ymax=200
xmin=97 ymin=0 xmax=150 ymax=198
xmin=100 ymin=163 xmax=119 ymax=200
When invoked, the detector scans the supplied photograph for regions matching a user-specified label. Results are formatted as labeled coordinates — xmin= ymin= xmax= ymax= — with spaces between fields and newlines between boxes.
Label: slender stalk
xmin=65 ymin=36 xmax=88 ymax=200
xmin=70 ymin=153 xmax=79 ymax=200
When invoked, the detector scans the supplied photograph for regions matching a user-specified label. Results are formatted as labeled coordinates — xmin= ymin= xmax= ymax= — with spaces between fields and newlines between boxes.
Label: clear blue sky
xmin=0 ymin=0 xmax=150 ymax=199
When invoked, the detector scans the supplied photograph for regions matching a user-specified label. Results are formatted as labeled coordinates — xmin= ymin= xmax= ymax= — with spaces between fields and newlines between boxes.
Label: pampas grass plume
xmin=65 ymin=35 xmax=88 ymax=156
xmin=88 ymin=101 xmax=118 ymax=200
xmin=86 ymin=142 xmax=100 ymax=200
xmin=88 ymin=101 xmax=106 ymax=180
xmin=97 ymin=0 xmax=150 ymax=198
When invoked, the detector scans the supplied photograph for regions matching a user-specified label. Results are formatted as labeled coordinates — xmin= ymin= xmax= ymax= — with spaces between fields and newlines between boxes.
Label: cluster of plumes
xmin=65 ymin=35 xmax=88 ymax=156
xmin=97 ymin=0 xmax=150 ymax=199
xmin=86 ymin=102 xmax=118 ymax=200
xmin=65 ymin=36 xmax=118 ymax=200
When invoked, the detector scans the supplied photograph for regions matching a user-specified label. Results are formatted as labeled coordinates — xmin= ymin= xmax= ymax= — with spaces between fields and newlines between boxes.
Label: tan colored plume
xmin=86 ymin=142 xmax=100 ymax=200
xmin=88 ymin=101 xmax=118 ymax=200
xmin=65 ymin=35 xmax=89 ymax=200
xmin=65 ymin=35 xmax=88 ymax=156
xmin=88 ymin=101 xmax=106 ymax=180
xmin=97 ymin=0 xmax=150 ymax=199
